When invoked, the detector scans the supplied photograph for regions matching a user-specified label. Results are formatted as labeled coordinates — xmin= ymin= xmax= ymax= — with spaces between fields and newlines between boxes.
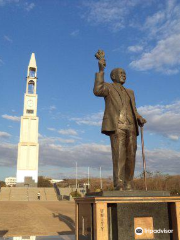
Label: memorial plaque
xmin=95 ymin=202 xmax=108 ymax=240
xmin=134 ymin=217 xmax=154 ymax=239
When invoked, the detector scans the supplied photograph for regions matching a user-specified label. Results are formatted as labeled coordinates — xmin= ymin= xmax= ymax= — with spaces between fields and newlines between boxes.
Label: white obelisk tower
xmin=16 ymin=53 xmax=39 ymax=186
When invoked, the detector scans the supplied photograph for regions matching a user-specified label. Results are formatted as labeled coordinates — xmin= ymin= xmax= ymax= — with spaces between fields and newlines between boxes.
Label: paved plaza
xmin=0 ymin=201 xmax=75 ymax=237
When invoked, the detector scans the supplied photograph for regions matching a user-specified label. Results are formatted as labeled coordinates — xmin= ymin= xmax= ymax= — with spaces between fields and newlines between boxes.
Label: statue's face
xmin=115 ymin=68 xmax=126 ymax=85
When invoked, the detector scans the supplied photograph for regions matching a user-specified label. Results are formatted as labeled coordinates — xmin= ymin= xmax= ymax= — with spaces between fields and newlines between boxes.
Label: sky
xmin=0 ymin=0 xmax=180 ymax=181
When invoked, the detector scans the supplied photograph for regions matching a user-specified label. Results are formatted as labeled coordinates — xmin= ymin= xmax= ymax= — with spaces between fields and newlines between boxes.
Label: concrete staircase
xmin=28 ymin=187 xmax=47 ymax=201
xmin=0 ymin=187 xmax=58 ymax=201
xmin=10 ymin=187 xmax=28 ymax=201
xmin=0 ymin=187 xmax=11 ymax=201
xmin=44 ymin=188 xmax=58 ymax=201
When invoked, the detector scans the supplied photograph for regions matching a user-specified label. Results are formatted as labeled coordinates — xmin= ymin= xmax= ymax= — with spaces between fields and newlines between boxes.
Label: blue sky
xmin=0 ymin=0 xmax=180 ymax=181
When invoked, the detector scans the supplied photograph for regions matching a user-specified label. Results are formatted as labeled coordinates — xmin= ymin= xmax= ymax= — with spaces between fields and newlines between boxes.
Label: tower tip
xmin=28 ymin=53 xmax=37 ymax=68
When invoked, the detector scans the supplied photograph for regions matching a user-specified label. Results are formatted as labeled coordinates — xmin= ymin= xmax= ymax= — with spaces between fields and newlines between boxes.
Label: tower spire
xmin=29 ymin=53 xmax=37 ymax=68
xmin=27 ymin=53 xmax=37 ymax=78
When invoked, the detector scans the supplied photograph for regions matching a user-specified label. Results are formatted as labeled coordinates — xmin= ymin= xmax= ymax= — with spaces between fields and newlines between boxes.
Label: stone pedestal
xmin=74 ymin=191 xmax=180 ymax=240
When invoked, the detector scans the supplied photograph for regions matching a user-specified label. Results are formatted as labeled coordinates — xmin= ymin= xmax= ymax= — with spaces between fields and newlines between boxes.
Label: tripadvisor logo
xmin=135 ymin=227 xmax=143 ymax=235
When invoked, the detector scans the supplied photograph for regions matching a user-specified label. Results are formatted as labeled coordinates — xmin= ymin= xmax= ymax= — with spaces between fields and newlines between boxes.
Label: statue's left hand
xmin=138 ymin=116 xmax=147 ymax=127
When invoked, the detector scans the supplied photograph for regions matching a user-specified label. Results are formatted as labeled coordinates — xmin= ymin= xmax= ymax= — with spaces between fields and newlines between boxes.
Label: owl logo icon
xmin=135 ymin=227 xmax=143 ymax=235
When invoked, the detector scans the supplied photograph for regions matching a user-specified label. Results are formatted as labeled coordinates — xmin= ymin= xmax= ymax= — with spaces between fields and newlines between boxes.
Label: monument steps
xmin=28 ymin=188 xmax=47 ymax=201
xmin=10 ymin=187 xmax=28 ymax=201
xmin=44 ymin=188 xmax=58 ymax=201
xmin=0 ymin=187 xmax=58 ymax=201
xmin=0 ymin=187 xmax=11 ymax=201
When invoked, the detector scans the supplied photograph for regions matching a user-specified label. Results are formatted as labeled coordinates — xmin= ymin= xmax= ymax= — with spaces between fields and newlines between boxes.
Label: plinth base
xmin=86 ymin=190 xmax=170 ymax=197
xmin=75 ymin=192 xmax=180 ymax=240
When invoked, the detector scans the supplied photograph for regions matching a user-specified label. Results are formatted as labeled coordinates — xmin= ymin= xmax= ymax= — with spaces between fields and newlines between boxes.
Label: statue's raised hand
xmin=95 ymin=50 xmax=106 ymax=73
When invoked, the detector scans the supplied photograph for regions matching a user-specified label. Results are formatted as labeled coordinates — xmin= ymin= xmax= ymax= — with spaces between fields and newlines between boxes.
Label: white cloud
xmin=143 ymin=0 xmax=179 ymax=40
xmin=138 ymin=101 xmax=180 ymax=140
xmin=38 ymin=133 xmax=43 ymax=138
xmin=39 ymin=142 xmax=112 ymax=169
xmin=39 ymin=136 xmax=75 ymax=144
xmin=136 ymin=148 xmax=180 ymax=175
xmin=82 ymin=0 xmax=148 ymax=31
xmin=0 ymin=142 xmax=17 ymax=167
xmin=144 ymin=11 xmax=166 ymax=36
xmin=25 ymin=2 xmax=35 ymax=11
xmin=70 ymin=30 xmax=79 ymax=37
xmin=130 ymin=34 xmax=180 ymax=74
xmin=82 ymin=1 xmax=180 ymax=73
xmin=128 ymin=45 xmax=143 ymax=53
xmin=0 ymin=140 xmax=180 ymax=175
xmin=2 ymin=114 xmax=20 ymax=122
xmin=168 ymin=135 xmax=179 ymax=141
xmin=47 ymin=128 xmax=79 ymax=137
xmin=0 ymin=58 xmax=4 ymax=66
xmin=4 ymin=35 xmax=13 ymax=43
xmin=47 ymin=127 xmax=56 ymax=131
xmin=49 ymin=105 xmax=56 ymax=111
xmin=0 ymin=131 xmax=11 ymax=139
xmin=70 ymin=135 xmax=82 ymax=140
xmin=71 ymin=112 xmax=103 ymax=126
xmin=71 ymin=101 xmax=180 ymax=141
xmin=112 ymin=47 xmax=122 ymax=52
xmin=0 ymin=0 xmax=35 ymax=11
xmin=0 ymin=0 xmax=19 ymax=6
xmin=58 ymin=129 xmax=78 ymax=136
xmin=130 ymin=0 xmax=180 ymax=74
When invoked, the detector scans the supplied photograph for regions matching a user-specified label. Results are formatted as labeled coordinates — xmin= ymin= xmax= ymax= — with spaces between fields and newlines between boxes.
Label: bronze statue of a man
xmin=93 ymin=50 xmax=146 ymax=190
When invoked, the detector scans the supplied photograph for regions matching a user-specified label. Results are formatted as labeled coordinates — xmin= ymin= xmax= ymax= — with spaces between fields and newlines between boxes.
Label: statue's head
xmin=110 ymin=68 xmax=126 ymax=85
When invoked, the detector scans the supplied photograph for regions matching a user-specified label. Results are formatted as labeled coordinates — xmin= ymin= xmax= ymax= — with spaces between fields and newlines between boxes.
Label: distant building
xmin=5 ymin=177 xmax=16 ymax=187
xmin=13 ymin=237 xmax=36 ymax=240
xmin=49 ymin=179 xmax=63 ymax=184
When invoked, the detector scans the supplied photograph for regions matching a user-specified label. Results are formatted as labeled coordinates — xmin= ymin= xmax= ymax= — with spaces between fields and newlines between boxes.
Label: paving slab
xmin=0 ymin=201 xmax=75 ymax=237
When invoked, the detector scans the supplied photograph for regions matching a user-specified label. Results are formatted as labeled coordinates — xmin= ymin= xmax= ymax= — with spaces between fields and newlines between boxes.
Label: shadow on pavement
xmin=53 ymin=213 xmax=75 ymax=235
xmin=0 ymin=230 xmax=8 ymax=237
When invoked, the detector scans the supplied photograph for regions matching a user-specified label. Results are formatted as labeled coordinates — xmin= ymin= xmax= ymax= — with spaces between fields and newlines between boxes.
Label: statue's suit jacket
xmin=93 ymin=72 xmax=141 ymax=136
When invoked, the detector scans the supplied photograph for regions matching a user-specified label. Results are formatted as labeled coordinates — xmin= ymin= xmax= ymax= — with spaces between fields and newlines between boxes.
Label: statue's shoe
xmin=115 ymin=181 xmax=124 ymax=191
xmin=124 ymin=182 xmax=132 ymax=191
